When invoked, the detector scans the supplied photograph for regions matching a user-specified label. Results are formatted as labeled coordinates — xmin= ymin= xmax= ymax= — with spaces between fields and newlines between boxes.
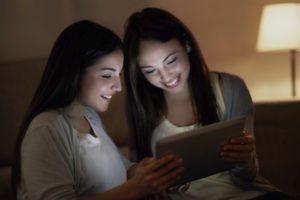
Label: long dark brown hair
xmin=123 ymin=8 xmax=219 ymax=161
xmin=12 ymin=20 xmax=123 ymax=197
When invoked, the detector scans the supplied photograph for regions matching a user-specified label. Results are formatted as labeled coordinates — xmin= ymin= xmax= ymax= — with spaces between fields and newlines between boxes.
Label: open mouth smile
xmin=164 ymin=77 xmax=179 ymax=88
xmin=101 ymin=95 xmax=112 ymax=101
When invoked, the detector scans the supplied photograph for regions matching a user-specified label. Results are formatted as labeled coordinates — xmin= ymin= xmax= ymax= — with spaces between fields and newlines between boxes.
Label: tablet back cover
xmin=156 ymin=117 xmax=246 ymax=186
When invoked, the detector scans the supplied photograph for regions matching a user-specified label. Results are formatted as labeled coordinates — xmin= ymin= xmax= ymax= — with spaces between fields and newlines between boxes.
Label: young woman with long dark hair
xmin=12 ymin=20 xmax=183 ymax=200
xmin=123 ymin=8 xmax=294 ymax=200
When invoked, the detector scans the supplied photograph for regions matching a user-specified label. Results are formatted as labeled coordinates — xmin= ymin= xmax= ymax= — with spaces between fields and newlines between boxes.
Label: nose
xmin=112 ymin=77 xmax=122 ymax=92
xmin=159 ymin=69 xmax=172 ymax=82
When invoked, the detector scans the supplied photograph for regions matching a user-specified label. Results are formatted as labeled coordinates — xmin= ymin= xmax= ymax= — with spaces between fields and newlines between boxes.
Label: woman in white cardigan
xmin=12 ymin=20 xmax=184 ymax=200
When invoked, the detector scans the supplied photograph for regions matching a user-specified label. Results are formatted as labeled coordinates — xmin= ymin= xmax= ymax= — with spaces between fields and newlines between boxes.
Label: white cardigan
xmin=18 ymin=108 xmax=130 ymax=200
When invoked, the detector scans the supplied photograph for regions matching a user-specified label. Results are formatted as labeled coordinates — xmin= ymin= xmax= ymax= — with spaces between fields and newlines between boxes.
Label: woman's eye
xmin=101 ymin=75 xmax=112 ymax=79
xmin=145 ymin=69 xmax=156 ymax=74
xmin=167 ymin=57 xmax=177 ymax=65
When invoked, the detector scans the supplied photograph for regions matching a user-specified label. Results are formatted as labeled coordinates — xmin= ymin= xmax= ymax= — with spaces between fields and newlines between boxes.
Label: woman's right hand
xmin=129 ymin=154 xmax=184 ymax=198
xmin=78 ymin=155 xmax=183 ymax=200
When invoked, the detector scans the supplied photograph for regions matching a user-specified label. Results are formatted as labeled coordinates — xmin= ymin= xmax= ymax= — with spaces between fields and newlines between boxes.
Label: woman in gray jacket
xmin=123 ymin=8 xmax=295 ymax=200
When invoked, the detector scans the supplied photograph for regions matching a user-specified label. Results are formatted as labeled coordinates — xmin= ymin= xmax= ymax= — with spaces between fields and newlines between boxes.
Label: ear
xmin=182 ymin=32 xmax=192 ymax=53
xmin=185 ymin=43 xmax=191 ymax=53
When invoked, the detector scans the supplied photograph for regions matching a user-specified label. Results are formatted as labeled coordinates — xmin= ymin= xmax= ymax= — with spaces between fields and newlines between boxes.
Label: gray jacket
xmin=220 ymin=72 xmax=276 ymax=190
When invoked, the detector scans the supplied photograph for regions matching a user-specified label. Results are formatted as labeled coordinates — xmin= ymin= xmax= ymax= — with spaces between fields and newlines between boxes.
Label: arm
xmin=22 ymin=126 xmax=138 ymax=200
xmin=80 ymin=155 xmax=183 ymax=200
xmin=221 ymin=73 xmax=258 ymax=188
xmin=21 ymin=125 xmax=183 ymax=200
xmin=20 ymin=126 xmax=78 ymax=200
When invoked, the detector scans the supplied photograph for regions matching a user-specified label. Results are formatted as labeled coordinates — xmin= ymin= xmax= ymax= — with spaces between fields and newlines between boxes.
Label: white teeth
xmin=165 ymin=77 xmax=178 ymax=87
xmin=102 ymin=95 xmax=112 ymax=99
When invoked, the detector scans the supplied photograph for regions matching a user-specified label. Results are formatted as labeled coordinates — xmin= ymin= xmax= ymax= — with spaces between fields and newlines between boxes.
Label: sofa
xmin=0 ymin=59 xmax=299 ymax=199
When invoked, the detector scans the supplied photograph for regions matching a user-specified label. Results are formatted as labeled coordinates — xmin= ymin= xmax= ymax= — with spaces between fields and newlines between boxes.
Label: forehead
xmin=137 ymin=39 xmax=182 ymax=66
xmin=90 ymin=49 xmax=123 ymax=71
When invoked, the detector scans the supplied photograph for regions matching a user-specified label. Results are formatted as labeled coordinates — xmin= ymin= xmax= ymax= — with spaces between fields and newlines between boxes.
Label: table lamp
xmin=257 ymin=3 xmax=300 ymax=97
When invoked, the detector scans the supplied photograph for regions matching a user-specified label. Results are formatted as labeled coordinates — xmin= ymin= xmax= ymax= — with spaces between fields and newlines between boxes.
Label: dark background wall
xmin=1 ymin=0 xmax=300 ymax=101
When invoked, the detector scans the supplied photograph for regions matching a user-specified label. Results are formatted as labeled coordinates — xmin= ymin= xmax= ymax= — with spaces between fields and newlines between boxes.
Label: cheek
xmin=81 ymin=79 xmax=102 ymax=97
xmin=144 ymin=75 xmax=160 ymax=85
xmin=91 ymin=82 xmax=106 ymax=95
xmin=81 ymin=80 xmax=93 ymax=92
xmin=177 ymin=61 xmax=190 ymax=75
xmin=177 ymin=54 xmax=190 ymax=71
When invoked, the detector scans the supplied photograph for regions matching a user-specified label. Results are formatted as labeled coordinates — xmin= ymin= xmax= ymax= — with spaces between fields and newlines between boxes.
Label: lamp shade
xmin=257 ymin=3 xmax=300 ymax=52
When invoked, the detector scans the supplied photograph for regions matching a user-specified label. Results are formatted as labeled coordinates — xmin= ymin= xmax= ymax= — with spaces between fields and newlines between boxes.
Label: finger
xmin=140 ymin=157 xmax=155 ymax=166
xmin=147 ymin=154 xmax=179 ymax=172
xmin=221 ymin=151 xmax=252 ymax=158
xmin=229 ymin=135 xmax=254 ymax=144
xmin=155 ymin=174 xmax=182 ymax=193
xmin=141 ymin=157 xmax=181 ymax=185
xmin=167 ymin=185 xmax=180 ymax=193
xmin=221 ymin=152 xmax=252 ymax=161
xmin=145 ymin=158 xmax=184 ymax=184
xmin=167 ymin=182 xmax=190 ymax=193
xmin=180 ymin=182 xmax=190 ymax=192
xmin=229 ymin=135 xmax=255 ymax=144
xmin=150 ymin=166 xmax=184 ymax=191
xmin=222 ymin=156 xmax=252 ymax=162
xmin=222 ymin=153 xmax=252 ymax=160
xmin=223 ymin=143 xmax=255 ymax=152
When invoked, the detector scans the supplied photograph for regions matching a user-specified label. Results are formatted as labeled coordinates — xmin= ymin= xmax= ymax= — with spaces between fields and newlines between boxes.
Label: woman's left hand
xmin=220 ymin=132 xmax=255 ymax=164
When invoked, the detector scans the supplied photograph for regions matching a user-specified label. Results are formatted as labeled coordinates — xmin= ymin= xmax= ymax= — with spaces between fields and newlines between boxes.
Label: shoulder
xmin=213 ymin=72 xmax=254 ymax=119
xmin=25 ymin=109 xmax=74 ymax=145
xmin=214 ymin=72 xmax=245 ymax=84
xmin=20 ymin=110 xmax=81 ymax=199
xmin=213 ymin=72 xmax=248 ymax=92
xmin=28 ymin=109 xmax=68 ymax=131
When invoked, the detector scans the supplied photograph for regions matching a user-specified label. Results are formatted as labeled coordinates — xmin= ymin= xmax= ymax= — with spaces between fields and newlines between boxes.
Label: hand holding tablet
xmin=156 ymin=117 xmax=247 ymax=186
xmin=221 ymin=131 xmax=255 ymax=164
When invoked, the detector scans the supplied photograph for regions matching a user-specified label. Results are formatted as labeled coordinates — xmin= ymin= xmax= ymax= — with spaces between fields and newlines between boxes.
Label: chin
xmin=166 ymin=85 xmax=184 ymax=94
xmin=95 ymin=105 xmax=109 ymax=113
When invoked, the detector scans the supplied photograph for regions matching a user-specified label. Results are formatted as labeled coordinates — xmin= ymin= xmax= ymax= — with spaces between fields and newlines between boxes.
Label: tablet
xmin=156 ymin=116 xmax=246 ymax=186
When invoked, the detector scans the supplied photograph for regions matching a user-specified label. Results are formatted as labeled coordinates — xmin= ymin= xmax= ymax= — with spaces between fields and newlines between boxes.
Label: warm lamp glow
xmin=257 ymin=3 xmax=300 ymax=52
xmin=256 ymin=3 xmax=300 ymax=97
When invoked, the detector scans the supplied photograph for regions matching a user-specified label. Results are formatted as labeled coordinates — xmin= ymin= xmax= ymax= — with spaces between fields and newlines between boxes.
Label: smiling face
xmin=78 ymin=49 xmax=123 ymax=112
xmin=137 ymin=39 xmax=190 ymax=97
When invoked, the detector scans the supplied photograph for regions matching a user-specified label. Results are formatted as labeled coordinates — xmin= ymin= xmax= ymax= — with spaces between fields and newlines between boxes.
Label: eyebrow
xmin=140 ymin=52 xmax=177 ymax=69
xmin=99 ymin=67 xmax=117 ymax=71
xmin=98 ymin=67 xmax=123 ymax=74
